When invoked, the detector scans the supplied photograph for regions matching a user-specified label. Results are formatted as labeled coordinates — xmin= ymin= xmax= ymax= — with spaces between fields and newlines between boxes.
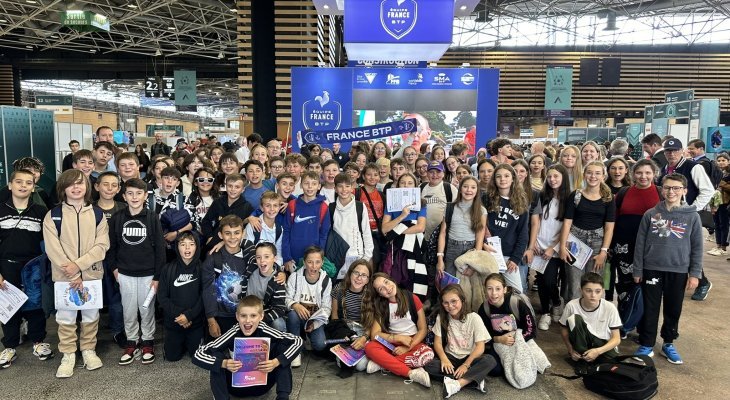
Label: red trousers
xmin=364 ymin=341 xmax=434 ymax=377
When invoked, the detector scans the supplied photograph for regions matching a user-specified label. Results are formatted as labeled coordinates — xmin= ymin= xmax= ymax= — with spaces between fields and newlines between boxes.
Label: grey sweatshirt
xmin=633 ymin=201 xmax=703 ymax=279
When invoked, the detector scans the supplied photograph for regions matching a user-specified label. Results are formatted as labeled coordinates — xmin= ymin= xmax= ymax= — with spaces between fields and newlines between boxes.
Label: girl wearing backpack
xmin=361 ymin=272 xmax=434 ymax=388
xmin=425 ymin=284 xmax=496 ymax=398
xmin=436 ymin=176 xmax=487 ymax=277
xmin=482 ymin=164 xmax=529 ymax=292
xmin=477 ymin=273 xmax=539 ymax=378
xmin=529 ymin=164 xmax=570 ymax=331
xmin=559 ymin=161 xmax=615 ymax=303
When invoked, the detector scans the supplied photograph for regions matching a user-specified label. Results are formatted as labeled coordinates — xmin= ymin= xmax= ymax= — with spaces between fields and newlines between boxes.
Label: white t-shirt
xmin=433 ymin=312 xmax=490 ymax=359
xmin=320 ymin=187 xmax=336 ymax=204
xmin=421 ymin=182 xmax=457 ymax=237
xmin=244 ymin=216 xmax=283 ymax=266
xmin=559 ymin=298 xmax=622 ymax=341
xmin=536 ymin=197 xmax=563 ymax=252
xmin=388 ymin=295 xmax=422 ymax=336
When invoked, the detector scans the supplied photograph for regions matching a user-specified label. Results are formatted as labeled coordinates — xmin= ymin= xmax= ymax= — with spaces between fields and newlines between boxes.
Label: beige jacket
xmin=43 ymin=203 xmax=110 ymax=282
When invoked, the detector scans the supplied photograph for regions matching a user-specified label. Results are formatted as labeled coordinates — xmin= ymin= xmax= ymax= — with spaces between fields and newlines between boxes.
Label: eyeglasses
xmin=352 ymin=271 xmax=370 ymax=280
xmin=196 ymin=177 xmax=215 ymax=183
xmin=663 ymin=186 xmax=685 ymax=192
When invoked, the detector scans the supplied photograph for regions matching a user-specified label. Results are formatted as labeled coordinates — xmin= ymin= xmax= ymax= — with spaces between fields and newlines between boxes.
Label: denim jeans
xmin=286 ymin=310 xmax=326 ymax=351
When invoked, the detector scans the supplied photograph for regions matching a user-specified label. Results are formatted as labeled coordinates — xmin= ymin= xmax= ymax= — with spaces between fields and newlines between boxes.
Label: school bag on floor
xmin=618 ymin=284 xmax=644 ymax=336
xmin=581 ymin=355 xmax=658 ymax=400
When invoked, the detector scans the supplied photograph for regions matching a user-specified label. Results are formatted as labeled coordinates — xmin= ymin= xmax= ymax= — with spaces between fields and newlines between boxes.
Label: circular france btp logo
xmin=461 ymin=73 xmax=475 ymax=85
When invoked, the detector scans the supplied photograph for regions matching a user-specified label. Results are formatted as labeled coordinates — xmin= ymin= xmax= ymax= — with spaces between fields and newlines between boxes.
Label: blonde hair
xmin=561 ymin=145 xmax=583 ymax=190
xmin=583 ymin=161 xmax=613 ymax=202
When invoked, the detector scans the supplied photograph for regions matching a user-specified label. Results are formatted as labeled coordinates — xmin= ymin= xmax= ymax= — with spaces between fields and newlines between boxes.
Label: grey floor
xmin=2 ymin=244 xmax=729 ymax=399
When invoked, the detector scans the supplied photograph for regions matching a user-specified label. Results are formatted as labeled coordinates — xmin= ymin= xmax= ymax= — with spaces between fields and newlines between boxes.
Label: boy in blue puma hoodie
xmin=281 ymin=171 xmax=330 ymax=273
xmin=632 ymin=173 xmax=702 ymax=365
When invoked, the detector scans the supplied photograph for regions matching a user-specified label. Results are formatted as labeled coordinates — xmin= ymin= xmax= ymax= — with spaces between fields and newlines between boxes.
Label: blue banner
xmin=297 ymin=118 xmax=417 ymax=146
xmin=353 ymin=68 xmax=479 ymax=90
xmin=347 ymin=60 xmax=427 ymax=68
xmin=544 ymin=66 xmax=573 ymax=110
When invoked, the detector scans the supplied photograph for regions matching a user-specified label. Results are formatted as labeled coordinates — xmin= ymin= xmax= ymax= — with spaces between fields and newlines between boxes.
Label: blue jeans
xmin=519 ymin=262 xmax=529 ymax=292
xmin=108 ymin=299 xmax=124 ymax=335
xmin=713 ymin=205 xmax=729 ymax=246
xmin=286 ymin=310 xmax=326 ymax=351
xmin=270 ymin=317 xmax=286 ymax=332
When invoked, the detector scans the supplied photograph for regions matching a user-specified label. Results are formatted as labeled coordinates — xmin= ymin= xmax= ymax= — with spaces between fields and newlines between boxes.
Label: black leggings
xmin=537 ymin=258 xmax=564 ymax=314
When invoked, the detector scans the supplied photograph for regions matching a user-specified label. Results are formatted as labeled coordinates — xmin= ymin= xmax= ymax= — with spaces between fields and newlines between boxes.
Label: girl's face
xmin=349 ymin=264 xmax=370 ymax=292
xmin=221 ymin=159 xmax=239 ymax=175
xmin=188 ymin=158 xmax=203 ymax=175
xmin=398 ymin=175 xmax=417 ymax=188
xmin=582 ymin=145 xmax=599 ymax=163
xmin=486 ymin=279 xmax=506 ymax=305
xmin=561 ymin=149 xmax=577 ymax=169
xmin=355 ymin=153 xmax=367 ymax=169
xmin=433 ymin=148 xmax=445 ymax=162
xmin=446 ymin=158 xmax=459 ymax=172
xmin=441 ymin=291 xmax=463 ymax=319
xmin=460 ymin=179 xmax=478 ymax=202
xmin=211 ymin=149 xmax=223 ymax=164
xmin=252 ymin=147 xmax=267 ymax=163
xmin=494 ymin=168 xmax=513 ymax=190
xmin=608 ymin=162 xmax=627 ymax=183
xmin=415 ymin=160 xmax=429 ymax=178
xmin=584 ymin=165 xmax=604 ymax=187
xmin=64 ymin=178 xmax=87 ymax=203
xmin=404 ymin=148 xmax=418 ymax=165
xmin=153 ymin=161 xmax=167 ymax=181
xmin=310 ymin=147 xmax=321 ymax=157
xmin=513 ymin=164 xmax=528 ymax=183
xmin=717 ymin=157 xmax=729 ymax=170
xmin=304 ymin=253 xmax=323 ymax=276
xmin=373 ymin=276 xmax=397 ymax=300
xmin=320 ymin=151 xmax=332 ymax=162
xmin=633 ymin=165 xmax=654 ymax=189
xmin=456 ymin=167 xmax=470 ymax=182
xmin=478 ymin=163 xmax=494 ymax=185
xmin=546 ymin=169 xmax=563 ymax=190
xmin=195 ymin=171 xmax=214 ymax=194
xmin=529 ymin=157 xmax=544 ymax=174
xmin=270 ymin=161 xmax=284 ymax=178
xmin=364 ymin=168 xmax=379 ymax=186
xmin=374 ymin=143 xmax=387 ymax=159
xmin=379 ymin=164 xmax=389 ymax=179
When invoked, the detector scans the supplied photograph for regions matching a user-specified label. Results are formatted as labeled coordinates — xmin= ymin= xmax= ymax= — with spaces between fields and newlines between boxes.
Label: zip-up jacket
xmin=281 ymin=195 xmax=331 ymax=264
xmin=201 ymin=196 xmax=254 ymax=243
xmin=192 ymin=322 xmax=302 ymax=372
xmin=0 ymin=199 xmax=46 ymax=262
xmin=240 ymin=261 xmax=287 ymax=325
xmin=107 ymin=207 xmax=166 ymax=279
xmin=43 ymin=202 xmax=110 ymax=282
xmin=202 ymin=247 xmax=249 ymax=319
xmin=157 ymin=235 xmax=204 ymax=329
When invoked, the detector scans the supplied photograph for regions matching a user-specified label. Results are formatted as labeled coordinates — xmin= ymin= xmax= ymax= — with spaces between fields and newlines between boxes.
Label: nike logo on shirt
xmin=294 ymin=215 xmax=316 ymax=223
xmin=173 ymin=274 xmax=197 ymax=287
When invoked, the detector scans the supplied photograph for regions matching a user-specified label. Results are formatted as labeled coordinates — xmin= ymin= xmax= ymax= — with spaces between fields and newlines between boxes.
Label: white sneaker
xmin=551 ymin=300 xmax=564 ymax=322
xmin=0 ymin=348 xmax=17 ymax=369
xmin=82 ymin=349 xmax=103 ymax=370
xmin=291 ymin=354 xmax=301 ymax=368
xmin=366 ymin=360 xmax=381 ymax=374
xmin=475 ymin=379 xmax=487 ymax=393
xmin=707 ymin=247 xmax=721 ymax=256
xmin=538 ymin=314 xmax=552 ymax=331
xmin=407 ymin=367 xmax=431 ymax=388
xmin=443 ymin=376 xmax=461 ymax=398
xmin=33 ymin=342 xmax=55 ymax=361
xmin=56 ymin=353 xmax=75 ymax=378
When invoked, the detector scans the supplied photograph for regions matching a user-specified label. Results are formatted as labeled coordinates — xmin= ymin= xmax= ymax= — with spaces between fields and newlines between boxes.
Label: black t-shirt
xmin=564 ymin=191 xmax=616 ymax=230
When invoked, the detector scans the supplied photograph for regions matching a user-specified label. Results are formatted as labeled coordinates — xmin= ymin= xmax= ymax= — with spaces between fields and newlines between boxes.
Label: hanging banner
xmin=544 ymin=66 xmax=573 ymax=110
xmin=297 ymin=118 xmax=417 ymax=146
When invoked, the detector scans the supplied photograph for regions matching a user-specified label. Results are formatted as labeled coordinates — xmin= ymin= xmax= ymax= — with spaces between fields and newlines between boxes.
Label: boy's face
xmin=159 ymin=175 xmax=179 ymax=195
xmin=270 ymin=161 xmax=284 ymax=178
xmin=304 ymin=253 xmax=323 ymax=276
xmin=123 ymin=188 xmax=147 ymax=209
xmin=261 ymin=198 xmax=280 ymax=219
xmin=178 ymin=238 xmax=196 ymax=263
xmin=245 ymin=165 xmax=263 ymax=185
xmin=73 ymin=157 xmax=94 ymax=177
xmin=9 ymin=173 xmax=35 ymax=199
xmin=226 ymin=179 xmax=245 ymax=200
xmin=323 ymin=164 xmax=339 ymax=183
xmin=581 ymin=282 xmax=604 ymax=307
xmin=95 ymin=176 xmax=120 ymax=200
xmin=307 ymin=163 xmax=322 ymax=175
xmin=94 ymin=147 xmax=113 ymax=167
xmin=364 ymin=168 xmax=379 ymax=186
xmin=255 ymin=247 xmax=276 ymax=273
xmin=335 ymin=182 xmax=354 ymax=199
xmin=301 ymin=177 xmax=320 ymax=197
xmin=219 ymin=224 xmax=243 ymax=250
xmin=69 ymin=142 xmax=80 ymax=152
xmin=391 ymin=164 xmax=406 ymax=180
xmin=64 ymin=179 xmax=87 ymax=203
xmin=118 ymin=159 xmax=138 ymax=180
xmin=345 ymin=169 xmax=359 ymax=182
xmin=277 ymin=178 xmax=295 ymax=198
xmin=236 ymin=305 xmax=263 ymax=336
xmin=285 ymin=162 xmax=303 ymax=178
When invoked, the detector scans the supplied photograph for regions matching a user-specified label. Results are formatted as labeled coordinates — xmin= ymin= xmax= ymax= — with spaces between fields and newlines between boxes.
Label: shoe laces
xmin=0 ymin=348 xmax=15 ymax=362
xmin=34 ymin=342 xmax=51 ymax=352
xmin=61 ymin=354 xmax=74 ymax=365
xmin=124 ymin=345 xmax=138 ymax=356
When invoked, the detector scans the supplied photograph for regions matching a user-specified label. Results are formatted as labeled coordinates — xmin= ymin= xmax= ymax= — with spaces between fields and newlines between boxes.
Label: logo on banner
xmin=386 ymin=73 xmax=401 ymax=85
xmin=380 ymin=0 xmax=418 ymax=40
xmin=461 ymin=73 xmax=475 ymax=85
xmin=365 ymin=72 xmax=378 ymax=83
xmin=408 ymin=73 xmax=423 ymax=85
xmin=433 ymin=72 xmax=451 ymax=85
xmin=302 ymin=90 xmax=342 ymax=130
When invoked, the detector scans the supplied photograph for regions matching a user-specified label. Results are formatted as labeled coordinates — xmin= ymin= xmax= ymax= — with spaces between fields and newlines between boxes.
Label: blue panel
xmin=476 ymin=68 xmax=500 ymax=147
xmin=345 ymin=0 xmax=453 ymax=44
xmin=353 ymin=68 xmax=479 ymax=90
xmin=29 ymin=108 xmax=56 ymax=192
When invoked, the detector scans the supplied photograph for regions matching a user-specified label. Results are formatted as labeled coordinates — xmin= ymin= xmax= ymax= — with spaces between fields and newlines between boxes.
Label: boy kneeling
xmin=193 ymin=295 xmax=303 ymax=400
xmin=559 ymin=272 xmax=621 ymax=365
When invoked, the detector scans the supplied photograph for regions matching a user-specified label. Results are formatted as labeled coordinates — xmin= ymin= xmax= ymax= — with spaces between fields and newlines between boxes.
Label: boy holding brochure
xmin=193 ymin=295 xmax=303 ymax=400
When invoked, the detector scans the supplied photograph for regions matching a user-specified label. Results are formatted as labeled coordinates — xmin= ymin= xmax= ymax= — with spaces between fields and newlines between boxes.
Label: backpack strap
xmin=360 ymin=188 xmax=382 ymax=229
xmin=319 ymin=201 xmax=329 ymax=227
xmin=328 ymin=201 xmax=337 ymax=226
xmin=176 ymin=192 xmax=184 ymax=210
xmin=406 ymin=292 xmax=419 ymax=325
xmin=614 ymin=186 xmax=630 ymax=212
xmin=573 ymin=189 xmax=582 ymax=207
xmin=443 ymin=202 xmax=455 ymax=245
xmin=253 ymin=228 xmax=261 ymax=244
xmin=275 ymin=223 xmax=283 ymax=242
xmin=443 ymin=182 xmax=454 ymax=202
xmin=355 ymin=201 xmax=364 ymax=238
xmin=51 ymin=206 xmax=63 ymax=237
xmin=509 ymin=293 xmax=522 ymax=321
xmin=419 ymin=182 xmax=427 ymax=191
xmin=321 ymin=274 xmax=331 ymax=299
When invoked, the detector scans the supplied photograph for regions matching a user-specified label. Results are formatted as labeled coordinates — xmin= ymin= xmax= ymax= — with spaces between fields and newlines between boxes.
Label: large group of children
xmin=0 ymin=127 xmax=712 ymax=399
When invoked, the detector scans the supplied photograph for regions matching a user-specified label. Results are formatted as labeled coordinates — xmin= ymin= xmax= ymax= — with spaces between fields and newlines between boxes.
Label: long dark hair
xmin=341 ymin=259 xmax=373 ymax=321
xmin=361 ymin=272 xmax=408 ymax=331
xmin=456 ymin=176 xmax=485 ymax=233
xmin=188 ymin=167 xmax=219 ymax=204
xmin=540 ymin=164 xmax=570 ymax=221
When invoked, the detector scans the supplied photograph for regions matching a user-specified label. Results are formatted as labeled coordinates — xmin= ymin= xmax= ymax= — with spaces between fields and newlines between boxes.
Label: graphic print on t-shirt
xmin=494 ymin=204 xmax=520 ymax=228
xmin=122 ymin=219 xmax=147 ymax=245
xmin=490 ymin=314 xmax=517 ymax=333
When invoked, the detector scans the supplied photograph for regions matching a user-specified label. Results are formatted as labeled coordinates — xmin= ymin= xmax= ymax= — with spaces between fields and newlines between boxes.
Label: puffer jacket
xmin=43 ymin=202 xmax=110 ymax=282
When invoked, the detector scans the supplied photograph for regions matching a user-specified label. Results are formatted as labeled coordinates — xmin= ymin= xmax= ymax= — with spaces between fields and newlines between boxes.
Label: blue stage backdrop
xmin=291 ymin=67 xmax=499 ymax=153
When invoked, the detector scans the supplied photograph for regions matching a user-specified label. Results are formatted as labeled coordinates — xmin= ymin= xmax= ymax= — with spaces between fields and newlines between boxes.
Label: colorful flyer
xmin=374 ymin=335 xmax=396 ymax=351
xmin=437 ymin=271 xmax=460 ymax=291
xmin=0 ymin=282 xmax=28 ymax=324
xmin=54 ymin=280 xmax=103 ymax=310
xmin=330 ymin=344 xmax=366 ymax=367
xmin=232 ymin=337 xmax=270 ymax=388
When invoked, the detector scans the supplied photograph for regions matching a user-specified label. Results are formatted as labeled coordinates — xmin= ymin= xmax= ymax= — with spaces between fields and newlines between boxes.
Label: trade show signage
xmin=292 ymin=68 xmax=353 ymax=133
xmin=347 ymin=60 xmax=427 ymax=68
xmin=665 ymin=89 xmax=694 ymax=103
xmin=36 ymin=95 xmax=73 ymax=115
xmin=174 ymin=70 xmax=197 ymax=106
xmin=544 ymin=66 xmax=573 ymax=110
xmin=353 ymin=68 xmax=479 ymax=90
xmin=344 ymin=0 xmax=454 ymax=61
xmin=297 ymin=118 xmax=417 ymax=146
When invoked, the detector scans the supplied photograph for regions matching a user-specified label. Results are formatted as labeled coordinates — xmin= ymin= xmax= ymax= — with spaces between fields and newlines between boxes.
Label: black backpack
xmin=581 ymin=355 xmax=658 ymax=400
xmin=699 ymin=158 xmax=723 ymax=187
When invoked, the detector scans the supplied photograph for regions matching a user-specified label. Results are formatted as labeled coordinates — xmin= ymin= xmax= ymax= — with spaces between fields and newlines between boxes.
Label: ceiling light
xmin=167 ymin=26 xmax=176 ymax=30
xmin=154 ymin=48 xmax=162 ymax=56
xmin=25 ymin=45 xmax=33 ymax=49
xmin=460 ymin=5 xmax=467 ymax=10
xmin=197 ymin=42 xmax=204 ymax=46
xmin=0 ymin=19 xmax=7 ymax=23
xmin=89 ymin=49 xmax=96 ymax=52
xmin=124 ymin=39 xmax=131 ymax=43
xmin=229 ymin=8 xmax=237 ymax=12
xmin=127 ymin=4 xmax=137 ymax=8
xmin=26 ymin=0 xmax=37 ymax=4
xmin=323 ymin=4 xmax=329 ymax=9
xmin=217 ymin=51 xmax=224 ymax=59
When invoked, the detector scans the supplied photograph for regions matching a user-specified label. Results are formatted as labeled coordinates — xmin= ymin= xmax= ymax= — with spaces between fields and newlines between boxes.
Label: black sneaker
xmin=112 ymin=332 xmax=127 ymax=349
xmin=119 ymin=341 xmax=140 ymax=365
xmin=141 ymin=340 xmax=155 ymax=364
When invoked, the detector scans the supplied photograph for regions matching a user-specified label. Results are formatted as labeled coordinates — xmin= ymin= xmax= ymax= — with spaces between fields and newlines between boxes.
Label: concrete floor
xmin=2 ymin=244 xmax=729 ymax=399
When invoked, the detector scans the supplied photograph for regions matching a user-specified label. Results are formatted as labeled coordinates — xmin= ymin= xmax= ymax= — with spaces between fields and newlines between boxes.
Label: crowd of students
xmin=0 ymin=126 xmax=714 ymax=400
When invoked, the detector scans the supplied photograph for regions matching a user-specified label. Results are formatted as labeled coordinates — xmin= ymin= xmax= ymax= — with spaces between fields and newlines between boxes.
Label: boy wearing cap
xmin=659 ymin=138 xmax=714 ymax=301
xmin=420 ymin=161 xmax=456 ymax=239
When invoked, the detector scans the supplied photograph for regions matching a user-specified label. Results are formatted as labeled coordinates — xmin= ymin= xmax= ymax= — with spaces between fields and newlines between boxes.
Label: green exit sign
xmin=62 ymin=11 xmax=110 ymax=32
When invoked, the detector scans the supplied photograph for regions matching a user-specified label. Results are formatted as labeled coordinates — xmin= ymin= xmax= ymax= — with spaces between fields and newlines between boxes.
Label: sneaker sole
xmin=35 ymin=352 xmax=55 ymax=361
xmin=661 ymin=350 xmax=683 ymax=365
xmin=633 ymin=351 xmax=654 ymax=362
xmin=55 ymin=372 xmax=73 ymax=378
xmin=141 ymin=357 xmax=155 ymax=365
xmin=119 ymin=351 xmax=141 ymax=365
xmin=0 ymin=354 xmax=18 ymax=369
